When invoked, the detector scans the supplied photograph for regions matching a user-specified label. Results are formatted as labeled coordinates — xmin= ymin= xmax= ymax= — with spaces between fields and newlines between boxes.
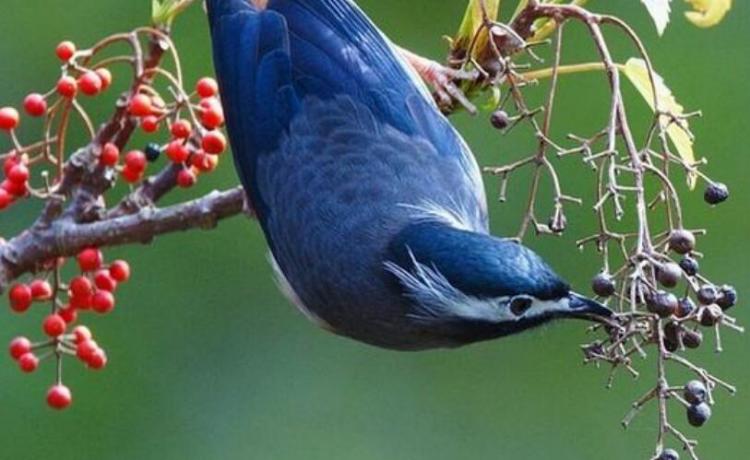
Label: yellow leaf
xmin=684 ymin=0 xmax=732 ymax=28
xmin=623 ymin=58 xmax=697 ymax=188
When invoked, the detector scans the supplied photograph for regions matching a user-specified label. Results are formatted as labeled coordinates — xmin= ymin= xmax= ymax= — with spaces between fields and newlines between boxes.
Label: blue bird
xmin=205 ymin=0 xmax=611 ymax=350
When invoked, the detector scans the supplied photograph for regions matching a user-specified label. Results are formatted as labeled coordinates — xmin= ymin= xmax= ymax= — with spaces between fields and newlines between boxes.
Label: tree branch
xmin=0 ymin=187 xmax=246 ymax=290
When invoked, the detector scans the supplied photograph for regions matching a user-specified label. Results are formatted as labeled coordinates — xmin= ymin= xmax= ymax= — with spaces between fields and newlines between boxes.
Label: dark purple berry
xmin=682 ymin=329 xmax=703 ymax=349
xmin=547 ymin=213 xmax=566 ymax=234
xmin=591 ymin=273 xmax=616 ymax=297
xmin=658 ymin=448 xmax=680 ymax=460
xmin=144 ymin=142 xmax=161 ymax=162
xmin=657 ymin=262 xmax=682 ymax=288
xmin=676 ymin=297 xmax=697 ymax=318
xmin=704 ymin=182 xmax=729 ymax=205
xmin=490 ymin=110 xmax=510 ymax=130
xmin=717 ymin=285 xmax=737 ymax=310
xmin=684 ymin=380 xmax=707 ymax=404
xmin=664 ymin=321 xmax=682 ymax=345
xmin=679 ymin=257 xmax=699 ymax=277
xmin=697 ymin=285 xmax=717 ymax=305
xmin=663 ymin=335 xmax=680 ymax=352
xmin=647 ymin=291 xmax=678 ymax=318
xmin=699 ymin=304 xmax=723 ymax=327
xmin=669 ymin=230 xmax=695 ymax=255
xmin=687 ymin=402 xmax=712 ymax=427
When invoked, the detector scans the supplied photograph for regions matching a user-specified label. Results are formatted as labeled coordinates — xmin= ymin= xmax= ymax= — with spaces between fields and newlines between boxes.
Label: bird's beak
xmin=564 ymin=292 xmax=613 ymax=324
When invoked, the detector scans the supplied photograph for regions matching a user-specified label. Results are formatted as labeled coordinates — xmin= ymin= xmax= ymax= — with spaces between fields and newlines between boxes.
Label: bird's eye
xmin=509 ymin=296 xmax=533 ymax=316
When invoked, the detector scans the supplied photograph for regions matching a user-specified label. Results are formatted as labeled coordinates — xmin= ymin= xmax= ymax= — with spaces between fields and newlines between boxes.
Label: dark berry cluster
xmin=591 ymin=228 xmax=738 ymax=346
xmin=7 ymin=247 xmax=130 ymax=409
xmin=586 ymin=205 xmax=738 ymax=453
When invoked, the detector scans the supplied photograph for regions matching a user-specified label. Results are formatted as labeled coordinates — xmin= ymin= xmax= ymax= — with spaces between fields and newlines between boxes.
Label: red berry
xmin=166 ymin=140 xmax=190 ymax=163
xmin=176 ymin=168 xmax=197 ymax=188
xmin=70 ymin=293 xmax=92 ymax=310
xmin=9 ymin=337 xmax=32 ymax=360
xmin=87 ymin=348 xmax=108 ymax=370
xmin=47 ymin=384 xmax=72 ymax=410
xmin=43 ymin=313 xmax=67 ymax=337
xmin=59 ymin=306 xmax=78 ymax=324
xmin=57 ymin=75 xmax=78 ymax=99
xmin=72 ymin=326 xmax=93 ymax=344
xmin=99 ymin=142 xmax=119 ymax=167
xmin=200 ymin=105 xmax=224 ymax=129
xmin=94 ymin=270 xmax=117 ymax=292
xmin=76 ymin=339 xmax=98 ymax=362
xmin=0 ymin=188 xmax=12 ymax=210
xmin=78 ymin=71 xmax=102 ymax=96
xmin=120 ymin=166 xmax=142 ymax=184
xmin=1 ymin=178 xmax=27 ymax=197
xmin=199 ymin=97 xmax=220 ymax=110
xmin=23 ymin=93 xmax=48 ymax=117
xmin=92 ymin=290 xmax=115 ymax=314
xmin=196 ymin=77 xmax=219 ymax=98
xmin=199 ymin=97 xmax=222 ymax=114
xmin=30 ymin=279 xmax=53 ymax=300
xmin=141 ymin=115 xmax=160 ymax=133
xmin=3 ymin=155 xmax=19 ymax=176
xmin=124 ymin=150 xmax=147 ymax=172
xmin=9 ymin=283 xmax=33 ymax=313
xmin=55 ymin=41 xmax=76 ymax=61
xmin=109 ymin=260 xmax=130 ymax=282
xmin=7 ymin=164 xmax=29 ymax=184
xmin=77 ymin=247 xmax=103 ymax=272
xmin=18 ymin=352 xmax=39 ymax=373
xmin=57 ymin=76 xmax=78 ymax=98
xmin=202 ymin=131 xmax=227 ymax=154
xmin=170 ymin=119 xmax=192 ymax=139
xmin=0 ymin=107 xmax=20 ymax=130
xmin=95 ymin=68 xmax=112 ymax=91
xmin=69 ymin=275 xmax=93 ymax=298
xmin=128 ymin=94 xmax=153 ymax=117
xmin=191 ymin=151 xmax=218 ymax=173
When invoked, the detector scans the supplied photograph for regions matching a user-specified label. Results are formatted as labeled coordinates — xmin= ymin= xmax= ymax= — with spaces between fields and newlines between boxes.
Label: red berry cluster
xmin=0 ymin=153 xmax=29 ymax=209
xmin=0 ymin=40 xmax=114 ymax=212
xmin=3 ymin=33 xmax=228 ymax=410
xmin=7 ymin=247 xmax=130 ymax=410
xmin=118 ymin=76 xmax=226 ymax=188
xmin=52 ymin=41 xmax=113 ymax=100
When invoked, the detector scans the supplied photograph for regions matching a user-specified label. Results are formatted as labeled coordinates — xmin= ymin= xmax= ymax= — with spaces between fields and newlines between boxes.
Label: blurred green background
xmin=0 ymin=1 xmax=747 ymax=459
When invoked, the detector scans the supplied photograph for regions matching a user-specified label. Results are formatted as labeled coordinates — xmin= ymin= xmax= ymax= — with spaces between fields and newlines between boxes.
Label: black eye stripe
xmin=510 ymin=297 xmax=533 ymax=316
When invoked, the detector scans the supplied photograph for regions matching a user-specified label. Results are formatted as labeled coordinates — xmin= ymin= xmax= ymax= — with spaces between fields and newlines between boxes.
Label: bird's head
xmin=385 ymin=222 xmax=612 ymax=345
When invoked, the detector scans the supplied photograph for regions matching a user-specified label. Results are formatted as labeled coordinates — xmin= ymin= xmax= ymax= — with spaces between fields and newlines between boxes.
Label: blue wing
xmin=206 ymin=0 xmax=483 ymax=223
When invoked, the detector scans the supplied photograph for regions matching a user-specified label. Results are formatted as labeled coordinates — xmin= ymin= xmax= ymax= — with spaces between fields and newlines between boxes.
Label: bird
xmin=205 ymin=0 xmax=612 ymax=351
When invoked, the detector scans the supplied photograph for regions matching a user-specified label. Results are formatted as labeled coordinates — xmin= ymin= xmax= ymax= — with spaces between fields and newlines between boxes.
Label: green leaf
xmin=641 ymin=0 xmax=672 ymax=35
xmin=623 ymin=58 xmax=697 ymax=188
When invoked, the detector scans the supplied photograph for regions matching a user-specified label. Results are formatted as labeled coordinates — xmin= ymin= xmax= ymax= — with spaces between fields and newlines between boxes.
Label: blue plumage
xmin=206 ymin=0 xmax=609 ymax=350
